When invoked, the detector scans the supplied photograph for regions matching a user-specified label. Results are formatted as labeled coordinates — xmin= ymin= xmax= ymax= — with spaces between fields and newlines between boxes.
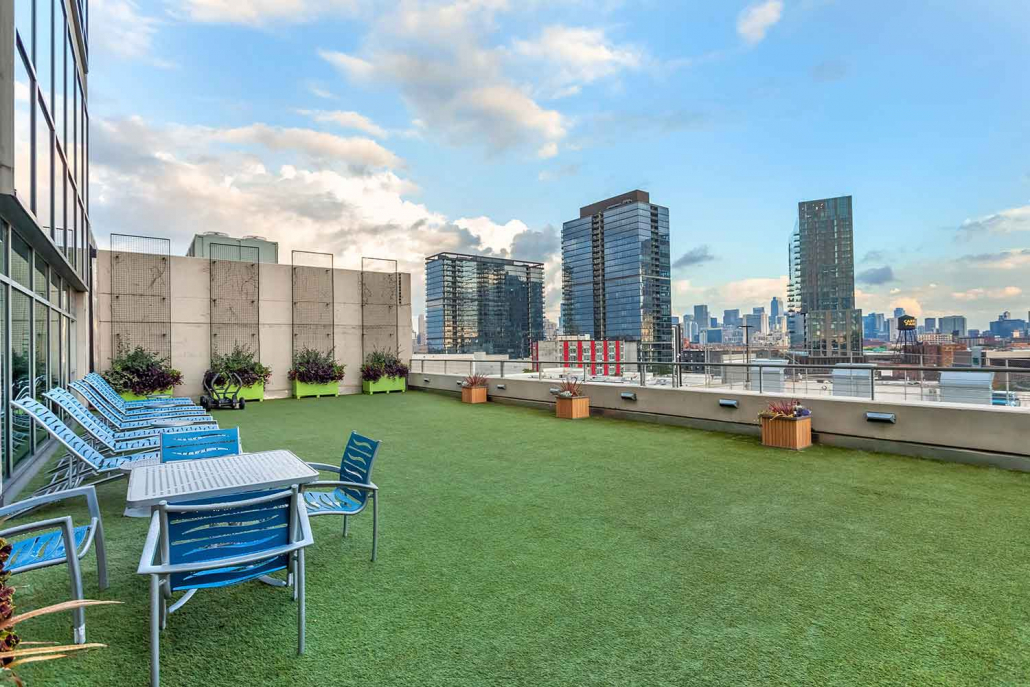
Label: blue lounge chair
xmin=45 ymin=388 xmax=217 ymax=455
xmin=138 ymin=488 xmax=313 ymax=687
xmin=84 ymin=372 xmax=194 ymax=407
xmin=69 ymin=380 xmax=212 ymax=428
xmin=301 ymin=431 xmax=381 ymax=561
xmin=160 ymin=428 xmax=241 ymax=462
xmin=13 ymin=398 xmax=160 ymax=494
xmin=0 ymin=486 xmax=108 ymax=644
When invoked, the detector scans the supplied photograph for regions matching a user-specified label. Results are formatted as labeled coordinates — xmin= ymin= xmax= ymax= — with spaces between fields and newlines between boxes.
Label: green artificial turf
xmin=11 ymin=391 xmax=1030 ymax=686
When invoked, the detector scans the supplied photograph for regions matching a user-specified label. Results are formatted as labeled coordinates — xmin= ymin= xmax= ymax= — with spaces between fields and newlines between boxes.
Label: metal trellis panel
xmin=110 ymin=234 xmax=171 ymax=361
xmin=360 ymin=257 xmax=400 ymax=361
xmin=292 ymin=251 xmax=334 ymax=358
xmin=209 ymin=243 xmax=261 ymax=359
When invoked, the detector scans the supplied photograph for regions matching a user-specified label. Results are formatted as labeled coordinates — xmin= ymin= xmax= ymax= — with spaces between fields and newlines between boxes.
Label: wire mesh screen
xmin=292 ymin=251 xmax=334 ymax=357
xmin=361 ymin=257 xmax=400 ymax=359
xmin=110 ymin=234 xmax=172 ymax=360
xmin=210 ymin=244 xmax=261 ymax=359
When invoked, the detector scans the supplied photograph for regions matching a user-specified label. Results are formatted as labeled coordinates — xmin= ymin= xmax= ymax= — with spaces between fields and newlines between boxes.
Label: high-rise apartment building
xmin=770 ymin=297 xmax=783 ymax=320
xmin=939 ymin=315 xmax=967 ymax=338
xmin=562 ymin=190 xmax=672 ymax=361
xmin=924 ymin=317 xmax=937 ymax=333
xmin=723 ymin=309 xmax=741 ymax=328
xmin=425 ymin=252 xmax=544 ymax=359
xmin=693 ymin=305 xmax=710 ymax=334
xmin=788 ymin=196 xmax=862 ymax=359
xmin=2 ymin=0 xmax=95 ymax=490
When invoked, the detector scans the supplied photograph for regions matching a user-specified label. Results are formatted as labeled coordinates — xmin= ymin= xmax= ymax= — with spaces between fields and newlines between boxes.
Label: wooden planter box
xmin=363 ymin=376 xmax=406 ymax=395
xmin=760 ymin=415 xmax=812 ymax=450
xmin=292 ymin=380 xmax=339 ymax=399
xmin=119 ymin=388 xmax=174 ymax=402
xmin=462 ymin=386 xmax=488 ymax=404
xmin=556 ymin=396 xmax=590 ymax=420
xmin=212 ymin=381 xmax=265 ymax=402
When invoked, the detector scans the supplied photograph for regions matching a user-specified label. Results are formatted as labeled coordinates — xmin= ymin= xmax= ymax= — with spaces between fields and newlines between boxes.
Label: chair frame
xmin=0 ymin=486 xmax=109 ymax=644
xmin=13 ymin=398 xmax=160 ymax=495
xmin=302 ymin=431 xmax=381 ymax=561
xmin=69 ymin=380 xmax=210 ymax=426
xmin=138 ymin=488 xmax=313 ymax=687
xmin=83 ymin=372 xmax=194 ymax=407
xmin=69 ymin=382 xmax=215 ymax=432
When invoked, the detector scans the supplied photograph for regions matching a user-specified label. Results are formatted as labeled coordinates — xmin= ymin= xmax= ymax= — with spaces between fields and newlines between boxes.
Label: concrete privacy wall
xmin=97 ymin=251 xmax=412 ymax=398
xmin=409 ymin=373 xmax=1030 ymax=469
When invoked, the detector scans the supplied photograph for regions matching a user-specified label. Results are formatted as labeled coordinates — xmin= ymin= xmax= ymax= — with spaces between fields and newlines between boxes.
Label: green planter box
xmin=292 ymin=380 xmax=339 ymax=399
xmin=362 ymin=376 xmax=406 ymax=395
xmin=212 ymin=381 xmax=265 ymax=401
xmin=119 ymin=388 xmax=174 ymax=402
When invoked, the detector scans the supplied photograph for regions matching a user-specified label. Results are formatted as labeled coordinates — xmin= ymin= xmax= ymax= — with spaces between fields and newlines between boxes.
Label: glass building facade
xmin=787 ymin=196 xmax=862 ymax=359
xmin=561 ymin=191 xmax=672 ymax=362
xmin=2 ymin=0 xmax=93 ymax=494
xmin=425 ymin=253 xmax=544 ymax=359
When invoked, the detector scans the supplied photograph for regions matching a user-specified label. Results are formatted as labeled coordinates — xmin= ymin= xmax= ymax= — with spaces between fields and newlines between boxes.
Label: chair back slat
xmin=44 ymin=388 xmax=116 ymax=448
xmin=84 ymin=372 xmax=129 ymax=411
xmin=160 ymin=428 xmax=241 ymax=463
xmin=165 ymin=493 xmax=292 ymax=591
xmin=71 ymin=379 xmax=204 ymax=421
xmin=338 ymin=431 xmax=381 ymax=507
xmin=11 ymin=398 xmax=104 ymax=470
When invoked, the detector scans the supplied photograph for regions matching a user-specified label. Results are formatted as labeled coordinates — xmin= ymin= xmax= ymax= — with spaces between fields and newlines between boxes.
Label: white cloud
xmin=173 ymin=0 xmax=362 ymax=26
xmin=298 ymin=110 xmax=388 ymax=139
xmin=91 ymin=0 xmax=175 ymax=66
xmin=455 ymin=217 xmax=529 ymax=254
xmin=510 ymin=25 xmax=643 ymax=95
xmin=318 ymin=1 xmax=568 ymax=158
xmin=737 ymin=0 xmax=784 ymax=45
xmin=208 ymin=124 xmax=401 ymax=168
xmin=951 ymin=286 xmax=1023 ymax=302
xmin=958 ymin=204 xmax=1030 ymax=236
xmin=965 ymin=248 xmax=1030 ymax=270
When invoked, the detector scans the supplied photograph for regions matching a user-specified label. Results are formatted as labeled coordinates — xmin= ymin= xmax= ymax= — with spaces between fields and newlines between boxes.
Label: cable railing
xmin=409 ymin=358 xmax=1029 ymax=410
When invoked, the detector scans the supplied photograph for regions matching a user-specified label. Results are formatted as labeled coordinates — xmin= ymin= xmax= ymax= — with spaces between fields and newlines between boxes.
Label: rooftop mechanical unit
xmin=939 ymin=371 xmax=994 ymax=406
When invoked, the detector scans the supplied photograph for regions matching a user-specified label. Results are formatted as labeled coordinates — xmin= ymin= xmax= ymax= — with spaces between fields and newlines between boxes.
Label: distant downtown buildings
xmin=561 ymin=191 xmax=673 ymax=362
xmin=788 ymin=195 xmax=862 ymax=359
xmin=425 ymin=252 xmax=544 ymax=359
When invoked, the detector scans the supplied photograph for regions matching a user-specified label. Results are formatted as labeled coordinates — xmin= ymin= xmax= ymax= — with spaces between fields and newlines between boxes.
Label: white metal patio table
xmin=126 ymin=450 xmax=319 ymax=511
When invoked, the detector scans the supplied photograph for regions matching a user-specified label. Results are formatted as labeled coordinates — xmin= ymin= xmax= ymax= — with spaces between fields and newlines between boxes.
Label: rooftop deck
xmin=14 ymin=391 xmax=1030 ymax=685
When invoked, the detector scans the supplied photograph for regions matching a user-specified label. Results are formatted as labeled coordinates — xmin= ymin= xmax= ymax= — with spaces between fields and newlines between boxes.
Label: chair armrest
xmin=137 ymin=512 xmax=163 ymax=574
xmin=139 ymin=540 xmax=312 ymax=576
xmin=305 ymin=462 xmax=340 ymax=474
xmin=0 ymin=515 xmax=75 ymax=540
xmin=301 ymin=480 xmax=377 ymax=492
xmin=0 ymin=485 xmax=101 ymax=524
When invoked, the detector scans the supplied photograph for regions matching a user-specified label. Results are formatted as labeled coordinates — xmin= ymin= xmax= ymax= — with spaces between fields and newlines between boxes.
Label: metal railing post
xmin=443 ymin=360 xmax=447 ymax=375
xmin=500 ymin=361 xmax=505 ymax=378
xmin=758 ymin=365 xmax=764 ymax=394
xmin=639 ymin=362 xmax=646 ymax=387
xmin=870 ymin=369 xmax=875 ymax=400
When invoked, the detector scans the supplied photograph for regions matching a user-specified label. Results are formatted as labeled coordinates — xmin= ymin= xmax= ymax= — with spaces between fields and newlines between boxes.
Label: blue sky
xmin=87 ymin=0 xmax=1030 ymax=330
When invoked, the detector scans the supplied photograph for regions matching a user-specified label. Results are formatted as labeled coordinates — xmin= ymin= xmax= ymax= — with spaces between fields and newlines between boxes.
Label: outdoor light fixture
xmin=719 ymin=399 xmax=739 ymax=408
xmin=866 ymin=412 xmax=896 ymax=424
xmin=621 ymin=392 xmax=637 ymax=401
xmin=549 ymin=387 xmax=561 ymax=395
xmin=456 ymin=380 xmax=464 ymax=387
xmin=423 ymin=378 xmax=430 ymax=383
xmin=496 ymin=384 xmax=506 ymax=390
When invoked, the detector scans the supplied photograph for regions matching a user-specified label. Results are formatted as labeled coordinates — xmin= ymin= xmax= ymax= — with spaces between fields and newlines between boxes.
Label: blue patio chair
xmin=160 ymin=428 xmax=241 ymax=462
xmin=45 ymin=388 xmax=218 ymax=455
xmin=138 ymin=487 xmax=313 ymax=687
xmin=84 ymin=372 xmax=194 ymax=408
xmin=301 ymin=430 xmax=381 ymax=561
xmin=13 ymin=398 xmax=160 ymax=495
xmin=69 ymin=380 xmax=211 ymax=427
xmin=0 ymin=486 xmax=108 ymax=644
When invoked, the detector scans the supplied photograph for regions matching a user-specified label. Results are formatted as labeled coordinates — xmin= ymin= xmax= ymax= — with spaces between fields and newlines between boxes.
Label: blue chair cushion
xmin=7 ymin=525 xmax=90 ymax=573
xmin=304 ymin=489 xmax=365 ymax=514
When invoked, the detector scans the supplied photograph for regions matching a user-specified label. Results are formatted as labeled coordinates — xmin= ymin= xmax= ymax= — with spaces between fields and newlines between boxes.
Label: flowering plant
xmin=760 ymin=399 xmax=811 ymax=420
xmin=462 ymin=373 xmax=489 ymax=388
xmin=288 ymin=348 xmax=346 ymax=385
xmin=360 ymin=349 xmax=409 ymax=382
xmin=205 ymin=344 xmax=272 ymax=389
xmin=103 ymin=346 xmax=183 ymax=396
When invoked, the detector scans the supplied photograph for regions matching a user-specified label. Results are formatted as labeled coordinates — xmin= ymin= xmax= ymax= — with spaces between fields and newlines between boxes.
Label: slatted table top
xmin=125 ymin=450 xmax=320 ymax=509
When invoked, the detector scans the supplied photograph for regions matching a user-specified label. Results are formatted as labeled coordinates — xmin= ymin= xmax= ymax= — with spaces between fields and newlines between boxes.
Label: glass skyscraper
xmin=788 ymin=195 xmax=862 ymax=359
xmin=2 ymin=0 xmax=94 ymax=495
xmin=561 ymin=190 xmax=672 ymax=362
xmin=425 ymin=252 xmax=544 ymax=359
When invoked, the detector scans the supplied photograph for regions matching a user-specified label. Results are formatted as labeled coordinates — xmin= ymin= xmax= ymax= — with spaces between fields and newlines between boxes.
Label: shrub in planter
xmin=758 ymin=399 xmax=812 ymax=450
xmin=103 ymin=346 xmax=183 ymax=400
xmin=461 ymin=373 xmax=489 ymax=404
xmin=288 ymin=348 xmax=346 ymax=399
xmin=204 ymin=344 xmax=272 ymax=401
xmin=361 ymin=349 xmax=408 ymax=395
xmin=555 ymin=377 xmax=589 ymax=419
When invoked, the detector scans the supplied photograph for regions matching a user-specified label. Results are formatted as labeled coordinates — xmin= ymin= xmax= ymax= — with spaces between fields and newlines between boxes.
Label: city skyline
xmin=74 ymin=1 xmax=1029 ymax=331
